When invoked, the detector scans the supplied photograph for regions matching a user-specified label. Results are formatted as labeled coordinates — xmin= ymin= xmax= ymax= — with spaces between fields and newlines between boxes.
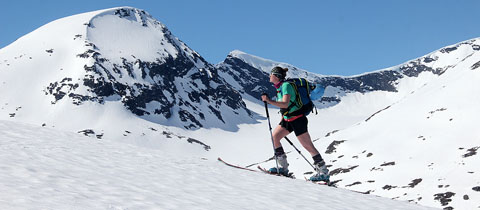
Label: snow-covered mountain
xmin=317 ymin=39 xmax=480 ymax=210
xmin=0 ymin=7 xmax=254 ymax=134
xmin=1 ymin=6 xmax=480 ymax=210
xmin=218 ymin=42 xmax=476 ymax=109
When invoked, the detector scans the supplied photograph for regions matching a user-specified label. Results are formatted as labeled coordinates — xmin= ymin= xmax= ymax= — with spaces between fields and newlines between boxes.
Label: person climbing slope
xmin=261 ymin=66 xmax=329 ymax=182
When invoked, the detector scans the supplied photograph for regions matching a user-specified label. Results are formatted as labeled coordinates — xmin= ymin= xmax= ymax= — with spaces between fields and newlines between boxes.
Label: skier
xmin=261 ymin=66 xmax=330 ymax=182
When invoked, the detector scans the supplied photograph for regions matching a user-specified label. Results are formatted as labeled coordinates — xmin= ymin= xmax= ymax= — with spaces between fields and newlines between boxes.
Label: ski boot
xmin=268 ymin=154 xmax=290 ymax=176
xmin=310 ymin=160 xmax=330 ymax=182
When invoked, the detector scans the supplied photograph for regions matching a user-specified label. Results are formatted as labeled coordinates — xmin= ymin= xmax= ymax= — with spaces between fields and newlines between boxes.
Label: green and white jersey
xmin=276 ymin=82 xmax=300 ymax=120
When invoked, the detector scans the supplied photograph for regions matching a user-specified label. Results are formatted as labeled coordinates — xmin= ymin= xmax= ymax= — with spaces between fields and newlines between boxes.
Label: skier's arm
xmin=262 ymin=94 xmax=290 ymax=109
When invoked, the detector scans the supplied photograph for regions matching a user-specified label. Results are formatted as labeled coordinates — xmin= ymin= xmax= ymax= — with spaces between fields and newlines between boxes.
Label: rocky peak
xmin=218 ymin=38 xmax=480 ymax=108
xmin=43 ymin=7 xmax=252 ymax=130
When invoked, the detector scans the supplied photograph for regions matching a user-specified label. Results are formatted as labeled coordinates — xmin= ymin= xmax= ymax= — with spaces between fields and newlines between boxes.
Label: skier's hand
xmin=261 ymin=94 xmax=270 ymax=103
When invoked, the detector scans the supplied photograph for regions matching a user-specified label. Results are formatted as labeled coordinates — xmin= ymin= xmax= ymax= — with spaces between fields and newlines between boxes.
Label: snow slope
xmin=0 ymin=120 xmax=436 ymax=210
xmin=319 ymin=42 xmax=480 ymax=209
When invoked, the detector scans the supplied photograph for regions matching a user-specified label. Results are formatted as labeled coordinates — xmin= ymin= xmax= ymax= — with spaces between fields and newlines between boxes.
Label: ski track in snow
xmin=0 ymin=120 xmax=437 ymax=210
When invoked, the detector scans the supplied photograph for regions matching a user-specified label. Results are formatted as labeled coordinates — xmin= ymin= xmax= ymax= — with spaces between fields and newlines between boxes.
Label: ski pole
xmin=283 ymin=136 xmax=315 ymax=170
xmin=263 ymin=96 xmax=280 ymax=173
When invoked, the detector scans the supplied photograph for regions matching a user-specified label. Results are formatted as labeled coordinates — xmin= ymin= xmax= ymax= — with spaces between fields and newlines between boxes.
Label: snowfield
xmin=0 ymin=120 xmax=437 ymax=210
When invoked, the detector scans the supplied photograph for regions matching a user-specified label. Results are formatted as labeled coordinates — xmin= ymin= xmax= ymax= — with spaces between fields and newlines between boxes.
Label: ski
xmin=304 ymin=177 xmax=336 ymax=187
xmin=217 ymin=157 xmax=294 ymax=178
xmin=257 ymin=166 xmax=295 ymax=179
xmin=217 ymin=157 xmax=257 ymax=172
xmin=218 ymin=157 xmax=334 ymax=186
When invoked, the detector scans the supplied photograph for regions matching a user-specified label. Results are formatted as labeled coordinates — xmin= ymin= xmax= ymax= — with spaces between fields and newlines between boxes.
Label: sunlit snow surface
xmin=0 ymin=120 xmax=437 ymax=210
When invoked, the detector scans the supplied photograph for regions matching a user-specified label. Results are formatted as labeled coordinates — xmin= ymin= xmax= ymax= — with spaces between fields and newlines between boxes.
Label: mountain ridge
xmin=221 ymin=38 xmax=480 ymax=108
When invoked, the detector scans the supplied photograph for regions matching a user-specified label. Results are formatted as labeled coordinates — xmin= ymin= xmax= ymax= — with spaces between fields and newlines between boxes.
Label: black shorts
xmin=279 ymin=115 xmax=308 ymax=136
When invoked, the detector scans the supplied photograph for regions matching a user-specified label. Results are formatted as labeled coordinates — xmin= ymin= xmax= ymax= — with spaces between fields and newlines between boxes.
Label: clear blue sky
xmin=2 ymin=0 xmax=480 ymax=76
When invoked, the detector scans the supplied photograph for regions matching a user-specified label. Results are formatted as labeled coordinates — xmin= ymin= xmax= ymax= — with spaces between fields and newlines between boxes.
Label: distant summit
xmin=0 ymin=7 xmax=254 ymax=130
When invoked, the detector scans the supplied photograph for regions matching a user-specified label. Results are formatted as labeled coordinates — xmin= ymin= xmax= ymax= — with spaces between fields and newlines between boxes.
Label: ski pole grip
xmin=264 ymin=101 xmax=270 ymax=118
xmin=261 ymin=93 xmax=270 ymax=118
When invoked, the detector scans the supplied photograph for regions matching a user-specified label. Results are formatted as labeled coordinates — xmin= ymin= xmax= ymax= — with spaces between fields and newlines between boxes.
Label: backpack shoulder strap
xmin=281 ymin=80 xmax=302 ymax=117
